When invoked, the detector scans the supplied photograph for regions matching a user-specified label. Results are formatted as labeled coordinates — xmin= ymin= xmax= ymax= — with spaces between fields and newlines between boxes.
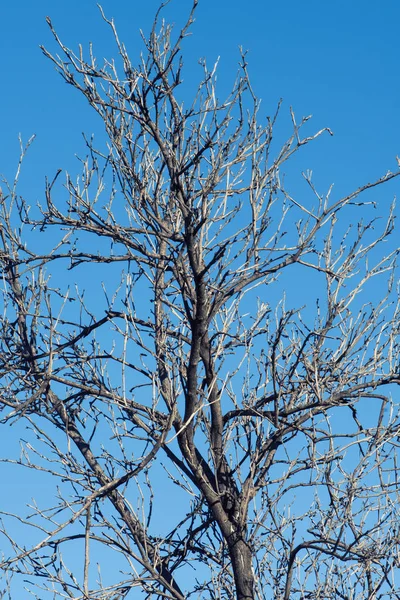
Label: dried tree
xmin=1 ymin=2 xmax=400 ymax=599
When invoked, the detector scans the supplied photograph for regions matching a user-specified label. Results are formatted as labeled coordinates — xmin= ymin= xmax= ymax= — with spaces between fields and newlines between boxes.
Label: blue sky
xmin=1 ymin=0 xmax=400 ymax=596
xmin=2 ymin=0 xmax=396 ymax=342
xmin=1 ymin=0 xmax=400 ymax=200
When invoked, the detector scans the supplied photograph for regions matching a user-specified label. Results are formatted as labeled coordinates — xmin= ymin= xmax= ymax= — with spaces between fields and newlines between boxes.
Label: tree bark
xmin=230 ymin=538 xmax=254 ymax=600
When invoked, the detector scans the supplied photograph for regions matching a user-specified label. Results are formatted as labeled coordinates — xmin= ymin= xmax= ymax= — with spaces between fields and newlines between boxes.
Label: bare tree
xmin=1 ymin=2 xmax=400 ymax=599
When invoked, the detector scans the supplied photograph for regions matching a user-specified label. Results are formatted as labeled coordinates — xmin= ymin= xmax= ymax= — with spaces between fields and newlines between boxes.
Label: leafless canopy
xmin=1 ymin=2 xmax=400 ymax=599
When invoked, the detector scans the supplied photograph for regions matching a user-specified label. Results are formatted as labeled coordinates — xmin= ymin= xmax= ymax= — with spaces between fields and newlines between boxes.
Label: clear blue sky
xmin=1 ymin=0 xmax=399 ymax=200
xmin=2 ymin=0 xmax=398 ymax=327
xmin=1 ymin=0 xmax=399 ymax=596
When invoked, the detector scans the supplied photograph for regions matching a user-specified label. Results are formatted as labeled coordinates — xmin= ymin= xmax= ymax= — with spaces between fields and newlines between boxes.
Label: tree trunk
xmin=230 ymin=539 xmax=254 ymax=600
